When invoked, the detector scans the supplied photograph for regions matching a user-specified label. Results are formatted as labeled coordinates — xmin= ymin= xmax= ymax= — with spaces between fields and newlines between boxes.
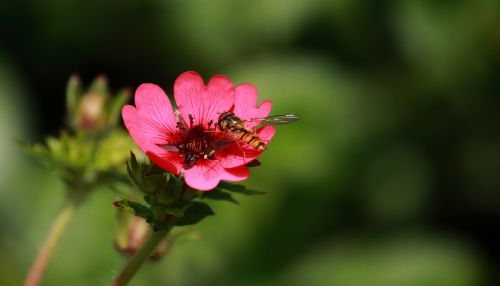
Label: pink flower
xmin=122 ymin=71 xmax=275 ymax=191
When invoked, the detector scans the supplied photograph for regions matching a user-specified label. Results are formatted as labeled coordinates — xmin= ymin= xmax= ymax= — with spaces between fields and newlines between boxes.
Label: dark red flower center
xmin=167 ymin=116 xmax=230 ymax=170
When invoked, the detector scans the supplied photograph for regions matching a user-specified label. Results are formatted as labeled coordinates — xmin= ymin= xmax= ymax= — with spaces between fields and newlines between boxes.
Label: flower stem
xmin=24 ymin=192 xmax=84 ymax=286
xmin=111 ymin=217 xmax=175 ymax=286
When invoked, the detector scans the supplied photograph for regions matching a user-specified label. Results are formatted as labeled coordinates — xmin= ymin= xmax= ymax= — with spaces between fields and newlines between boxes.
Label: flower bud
xmin=76 ymin=91 xmax=107 ymax=132
xmin=66 ymin=75 xmax=130 ymax=136
xmin=114 ymin=208 xmax=170 ymax=261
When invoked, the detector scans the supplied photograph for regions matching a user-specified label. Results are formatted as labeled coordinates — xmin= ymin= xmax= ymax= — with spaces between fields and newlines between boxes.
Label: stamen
xmin=188 ymin=114 xmax=194 ymax=127
xmin=165 ymin=114 xmax=231 ymax=170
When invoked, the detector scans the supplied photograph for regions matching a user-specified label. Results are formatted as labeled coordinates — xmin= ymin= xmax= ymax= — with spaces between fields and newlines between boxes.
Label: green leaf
xmin=145 ymin=163 xmax=167 ymax=176
xmin=144 ymin=194 xmax=188 ymax=217
xmin=202 ymin=189 xmax=239 ymax=204
xmin=175 ymin=202 xmax=215 ymax=226
xmin=114 ymin=199 xmax=154 ymax=223
xmin=152 ymin=205 xmax=185 ymax=217
xmin=217 ymin=182 xmax=266 ymax=195
xmin=17 ymin=141 xmax=53 ymax=166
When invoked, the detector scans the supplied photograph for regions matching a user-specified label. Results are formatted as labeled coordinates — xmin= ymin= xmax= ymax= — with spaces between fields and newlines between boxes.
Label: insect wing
xmin=248 ymin=114 xmax=300 ymax=126
xmin=208 ymin=138 xmax=233 ymax=153
xmin=158 ymin=143 xmax=179 ymax=152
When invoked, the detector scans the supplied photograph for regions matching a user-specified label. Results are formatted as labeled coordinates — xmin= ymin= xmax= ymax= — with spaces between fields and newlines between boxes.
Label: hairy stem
xmin=111 ymin=217 xmax=175 ymax=286
xmin=24 ymin=192 xmax=84 ymax=286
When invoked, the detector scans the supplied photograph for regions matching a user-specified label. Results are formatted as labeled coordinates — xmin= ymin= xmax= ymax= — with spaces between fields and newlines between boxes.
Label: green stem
xmin=24 ymin=192 xmax=84 ymax=286
xmin=111 ymin=218 xmax=175 ymax=286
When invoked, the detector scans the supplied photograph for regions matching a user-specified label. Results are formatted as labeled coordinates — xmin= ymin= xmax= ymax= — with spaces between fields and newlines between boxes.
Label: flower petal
xmin=146 ymin=151 xmax=184 ymax=175
xmin=183 ymin=160 xmax=225 ymax=191
xmin=184 ymin=160 xmax=250 ymax=191
xmin=122 ymin=105 xmax=183 ymax=174
xmin=215 ymin=143 xmax=259 ymax=168
xmin=174 ymin=71 xmax=235 ymax=126
xmin=220 ymin=165 xmax=249 ymax=182
xmin=134 ymin=83 xmax=177 ymax=132
xmin=216 ymin=125 xmax=276 ymax=168
xmin=233 ymin=84 xmax=272 ymax=128
xmin=256 ymin=125 xmax=276 ymax=142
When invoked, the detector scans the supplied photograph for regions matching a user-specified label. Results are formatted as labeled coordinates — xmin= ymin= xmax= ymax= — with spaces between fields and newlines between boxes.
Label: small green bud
xmin=76 ymin=91 xmax=108 ymax=133
xmin=21 ymin=75 xmax=132 ymax=195
xmin=66 ymin=75 xmax=130 ymax=136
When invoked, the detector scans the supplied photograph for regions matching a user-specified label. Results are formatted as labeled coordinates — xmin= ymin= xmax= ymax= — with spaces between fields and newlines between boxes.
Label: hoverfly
xmin=217 ymin=112 xmax=300 ymax=151
xmin=159 ymin=112 xmax=299 ymax=170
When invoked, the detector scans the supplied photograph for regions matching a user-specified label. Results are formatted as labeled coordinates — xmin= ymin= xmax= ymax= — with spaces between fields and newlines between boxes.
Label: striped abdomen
xmin=230 ymin=127 xmax=266 ymax=151
xmin=218 ymin=112 xmax=266 ymax=151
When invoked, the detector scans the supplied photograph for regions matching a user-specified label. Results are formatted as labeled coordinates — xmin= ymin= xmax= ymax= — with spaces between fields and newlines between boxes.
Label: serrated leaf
xmin=217 ymin=182 xmax=266 ymax=195
xmin=202 ymin=189 xmax=239 ymax=204
xmin=175 ymin=202 xmax=214 ymax=226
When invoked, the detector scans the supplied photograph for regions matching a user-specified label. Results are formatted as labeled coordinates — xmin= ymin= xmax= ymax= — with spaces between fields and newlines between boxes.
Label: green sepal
xmin=152 ymin=220 xmax=172 ymax=232
xmin=17 ymin=141 xmax=54 ymax=167
xmin=165 ymin=175 xmax=179 ymax=199
xmin=89 ymin=75 xmax=110 ymax=97
xmin=175 ymin=202 xmax=215 ymax=226
xmin=18 ymin=135 xmax=95 ymax=187
xmin=66 ymin=74 xmax=83 ymax=124
xmin=146 ymin=163 xmax=168 ymax=176
xmin=216 ymin=182 xmax=266 ymax=195
xmin=113 ymin=199 xmax=155 ymax=224
xmin=126 ymin=151 xmax=169 ymax=194
xmin=144 ymin=194 xmax=190 ymax=217
xmin=92 ymin=130 xmax=135 ymax=171
xmin=202 ymin=189 xmax=239 ymax=204
xmin=126 ymin=151 xmax=143 ymax=188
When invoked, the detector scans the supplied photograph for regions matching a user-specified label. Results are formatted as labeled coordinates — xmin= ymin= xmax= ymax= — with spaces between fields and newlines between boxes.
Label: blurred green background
xmin=1 ymin=0 xmax=500 ymax=285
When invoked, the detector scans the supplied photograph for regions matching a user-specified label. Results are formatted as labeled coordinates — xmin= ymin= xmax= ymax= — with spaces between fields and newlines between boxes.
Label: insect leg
xmin=233 ymin=139 xmax=247 ymax=163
